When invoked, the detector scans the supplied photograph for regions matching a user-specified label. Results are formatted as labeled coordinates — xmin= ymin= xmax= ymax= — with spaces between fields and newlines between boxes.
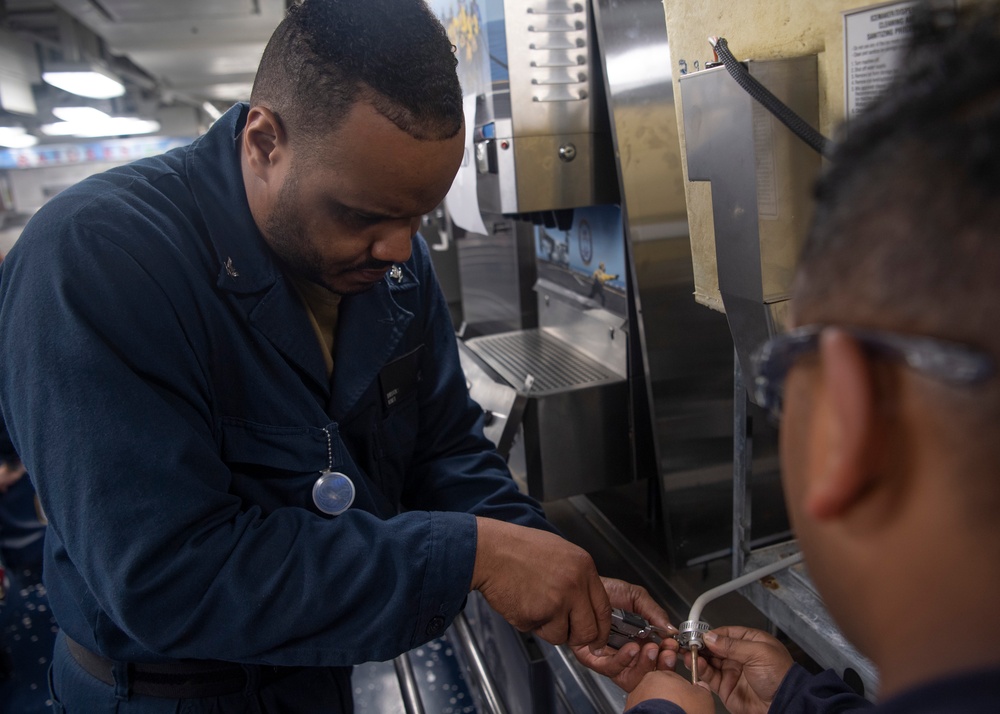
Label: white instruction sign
xmin=843 ymin=1 xmax=922 ymax=120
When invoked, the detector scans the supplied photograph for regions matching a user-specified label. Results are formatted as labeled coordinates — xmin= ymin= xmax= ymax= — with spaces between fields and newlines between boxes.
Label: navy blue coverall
xmin=0 ymin=103 xmax=551 ymax=712
xmin=623 ymin=664 xmax=1000 ymax=714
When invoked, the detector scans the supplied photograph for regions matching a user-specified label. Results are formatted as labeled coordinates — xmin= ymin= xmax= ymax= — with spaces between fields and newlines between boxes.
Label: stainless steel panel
xmin=592 ymin=0 xmax=740 ymax=567
xmin=680 ymin=58 xmax=821 ymax=396
xmin=523 ymin=378 xmax=629 ymax=500
xmin=473 ymin=1 xmax=618 ymax=214
xmin=536 ymin=291 xmax=628 ymax=379
xmin=456 ymin=216 xmax=538 ymax=336
xmin=510 ymin=133 xmax=616 ymax=213
xmin=505 ymin=0 xmax=596 ymax=136
xmin=593 ymin=0 xmax=687 ymax=225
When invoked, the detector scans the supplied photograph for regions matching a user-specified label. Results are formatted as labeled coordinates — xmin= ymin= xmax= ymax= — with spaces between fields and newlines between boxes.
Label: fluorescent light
xmin=201 ymin=102 xmax=223 ymax=121
xmin=39 ymin=122 xmax=80 ymax=136
xmin=75 ymin=117 xmax=160 ymax=137
xmin=41 ymin=115 xmax=161 ymax=138
xmin=52 ymin=107 xmax=111 ymax=123
xmin=42 ymin=62 xmax=125 ymax=99
xmin=0 ymin=126 xmax=39 ymax=148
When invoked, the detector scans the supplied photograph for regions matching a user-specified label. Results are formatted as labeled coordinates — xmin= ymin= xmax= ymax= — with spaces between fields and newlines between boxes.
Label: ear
xmin=242 ymin=106 xmax=287 ymax=179
xmin=805 ymin=328 xmax=877 ymax=521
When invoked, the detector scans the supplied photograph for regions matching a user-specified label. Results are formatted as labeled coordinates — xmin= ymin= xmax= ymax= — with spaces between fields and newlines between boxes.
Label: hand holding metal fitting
xmin=675 ymin=619 xmax=711 ymax=683
xmin=672 ymin=551 xmax=804 ymax=684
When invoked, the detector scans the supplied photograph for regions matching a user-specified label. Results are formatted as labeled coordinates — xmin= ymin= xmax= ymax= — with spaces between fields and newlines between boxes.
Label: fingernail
xmin=665 ymin=624 xmax=678 ymax=633
xmin=647 ymin=648 xmax=657 ymax=662
xmin=592 ymin=647 xmax=605 ymax=657
xmin=703 ymin=632 xmax=717 ymax=644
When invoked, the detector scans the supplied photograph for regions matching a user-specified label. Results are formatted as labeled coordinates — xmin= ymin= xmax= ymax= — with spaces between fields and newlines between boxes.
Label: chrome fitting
xmin=675 ymin=619 xmax=711 ymax=650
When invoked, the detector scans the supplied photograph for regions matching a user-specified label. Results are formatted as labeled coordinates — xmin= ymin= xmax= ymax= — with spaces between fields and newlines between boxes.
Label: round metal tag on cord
xmin=312 ymin=471 xmax=355 ymax=515
xmin=314 ymin=426 xmax=354 ymax=516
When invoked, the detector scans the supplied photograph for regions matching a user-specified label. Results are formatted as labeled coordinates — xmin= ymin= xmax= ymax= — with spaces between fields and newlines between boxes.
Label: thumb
xmin=702 ymin=631 xmax=758 ymax=665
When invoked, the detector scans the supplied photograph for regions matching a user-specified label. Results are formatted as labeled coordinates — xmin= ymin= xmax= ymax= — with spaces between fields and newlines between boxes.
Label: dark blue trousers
xmin=49 ymin=633 xmax=354 ymax=714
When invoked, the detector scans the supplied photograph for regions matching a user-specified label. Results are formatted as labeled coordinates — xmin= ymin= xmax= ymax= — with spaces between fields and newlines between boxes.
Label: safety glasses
xmin=752 ymin=325 xmax=996 ymax=420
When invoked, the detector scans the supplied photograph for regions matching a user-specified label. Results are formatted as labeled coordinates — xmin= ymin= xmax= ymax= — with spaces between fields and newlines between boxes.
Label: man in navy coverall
xmin=0 ymin=1 xmax=677 ymax=711
xmin=623 ymin=3 xmax=1000 ymax=714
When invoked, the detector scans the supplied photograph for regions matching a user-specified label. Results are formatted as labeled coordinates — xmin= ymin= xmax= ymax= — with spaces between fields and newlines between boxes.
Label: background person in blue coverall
xmin=0 ymin=1 xmax=679 ymax=711
xmin=622 ymin=3 xmax=1000 ymax=714
xmin=1 ymin=418 xmax=56 ymax=714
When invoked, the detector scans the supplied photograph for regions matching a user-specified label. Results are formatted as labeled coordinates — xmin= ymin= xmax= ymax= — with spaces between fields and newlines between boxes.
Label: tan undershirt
xmin=286 ymin=272 xmax=342 ymax=379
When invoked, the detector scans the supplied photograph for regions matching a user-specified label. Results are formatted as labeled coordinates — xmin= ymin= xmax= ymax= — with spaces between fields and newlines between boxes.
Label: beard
xmin=261 ymin=172 xmax=329 ymax=287
xmin=260 ymin=173 xmax=393 ymax=296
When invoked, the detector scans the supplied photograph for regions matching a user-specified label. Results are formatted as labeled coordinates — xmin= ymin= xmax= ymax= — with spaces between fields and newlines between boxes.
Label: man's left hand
xmin=572 ymin=577 xmax=679 ymax=692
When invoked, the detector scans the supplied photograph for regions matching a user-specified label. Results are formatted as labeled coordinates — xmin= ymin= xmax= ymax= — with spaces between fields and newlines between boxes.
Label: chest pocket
xmin=219 ymin=417 xmax=329 ymax=513
xmin=371 ymin=345 xmax=423 ymax=494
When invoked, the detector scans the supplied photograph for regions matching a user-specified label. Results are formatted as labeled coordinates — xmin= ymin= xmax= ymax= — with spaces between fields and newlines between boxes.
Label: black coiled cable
xmin=711 ymin=36 xmax=832 ymax=157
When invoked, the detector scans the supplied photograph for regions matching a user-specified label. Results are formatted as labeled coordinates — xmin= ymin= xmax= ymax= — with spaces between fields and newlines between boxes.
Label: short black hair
xmin=250 ymin=0 xmax=463 ymax=143
xmin=794 ymin=2 xmax=1000 ymax=361
xmin=793 ymin=2 xmax=1000 ymax=501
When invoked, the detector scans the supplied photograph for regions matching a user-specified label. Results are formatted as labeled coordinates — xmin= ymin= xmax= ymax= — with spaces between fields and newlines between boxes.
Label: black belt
xmin=65 ymin=636 xmax=297 ymax=699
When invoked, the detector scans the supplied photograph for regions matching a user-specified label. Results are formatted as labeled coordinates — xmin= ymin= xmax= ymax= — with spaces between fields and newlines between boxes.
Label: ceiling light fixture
xmin=42 ymin=108 xmax=160 ymax=138
xmin=201 ymin=102 xmax=223 ymax=121
xmin=52 ymin=106 xmax=112 ymax=123
xmin=42 ymin=62 xmax=126 ymax=99
xmin=0 ymin=126 xmax=39 ymax=149
xmin=74 ymin=117 xmax=160 ymax=137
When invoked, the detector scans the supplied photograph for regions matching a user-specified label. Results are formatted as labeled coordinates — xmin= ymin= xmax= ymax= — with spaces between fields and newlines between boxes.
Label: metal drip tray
xmin=466 ymin=329 xmax=621 ymax=395
xmin=463 ymin=329 xmax=629 ymax=501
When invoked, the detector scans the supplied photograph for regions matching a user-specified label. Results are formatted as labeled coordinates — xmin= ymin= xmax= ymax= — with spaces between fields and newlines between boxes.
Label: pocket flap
xmin=219 ymin=417 xmax=328 ymax=473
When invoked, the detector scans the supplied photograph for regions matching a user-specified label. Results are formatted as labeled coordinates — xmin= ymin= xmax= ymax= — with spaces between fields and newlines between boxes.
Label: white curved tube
xmin=688 ymin=551 xmax=804 ymax=624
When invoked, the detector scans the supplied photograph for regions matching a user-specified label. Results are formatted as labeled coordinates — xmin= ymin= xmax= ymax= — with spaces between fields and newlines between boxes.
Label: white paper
xmin=443 ymin=94 xmax=488 ymax=235
xmin=843 ymin=1 xmax=924 ymax=120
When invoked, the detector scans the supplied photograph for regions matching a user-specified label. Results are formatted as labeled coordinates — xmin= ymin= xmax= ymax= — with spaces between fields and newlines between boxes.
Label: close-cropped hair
xmin=794 ymin=1 xmax=1000 ymax=360
xmin=250 ymin=0 xmax=463 ymax=143
xmin=793 ymin=1 xmax=1000 ymax=512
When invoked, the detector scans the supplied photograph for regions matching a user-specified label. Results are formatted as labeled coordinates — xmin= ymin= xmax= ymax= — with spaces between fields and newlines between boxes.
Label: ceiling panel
xmin=92 ymin=0 xmax=262 ymax=23
xmin=48 ymin=0 xmax=287 ymax=103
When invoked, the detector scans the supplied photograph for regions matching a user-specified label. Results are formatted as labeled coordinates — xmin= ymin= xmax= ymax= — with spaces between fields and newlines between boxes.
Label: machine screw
xmin=558 ymin=143 xmax=577 ymax=162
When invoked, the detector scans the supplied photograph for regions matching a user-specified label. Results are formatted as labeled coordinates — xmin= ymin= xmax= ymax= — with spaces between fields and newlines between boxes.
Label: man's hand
xmin=472 ymin=517 xmax=611 ymax=649
xmin=572 ymin=578 xmax=679 ymax=692
xmin=0 ymin=460 xmax=26 ymax=494
xmin=625 ymin=670 xmax=716 ymax=713
xmin=682 ymin=627 xmax=794 ymax=714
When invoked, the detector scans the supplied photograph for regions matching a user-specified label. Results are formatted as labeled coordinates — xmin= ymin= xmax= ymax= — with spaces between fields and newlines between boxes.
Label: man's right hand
xmin=684 ymin=627 xmax=794 ymax=714
xmin=471 ymin=517 xmax=611 ymax=650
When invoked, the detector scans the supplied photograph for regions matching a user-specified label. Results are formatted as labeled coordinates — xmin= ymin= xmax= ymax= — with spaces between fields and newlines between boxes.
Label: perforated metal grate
xmin=466 ymin=330 xmax=620 ymax=395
